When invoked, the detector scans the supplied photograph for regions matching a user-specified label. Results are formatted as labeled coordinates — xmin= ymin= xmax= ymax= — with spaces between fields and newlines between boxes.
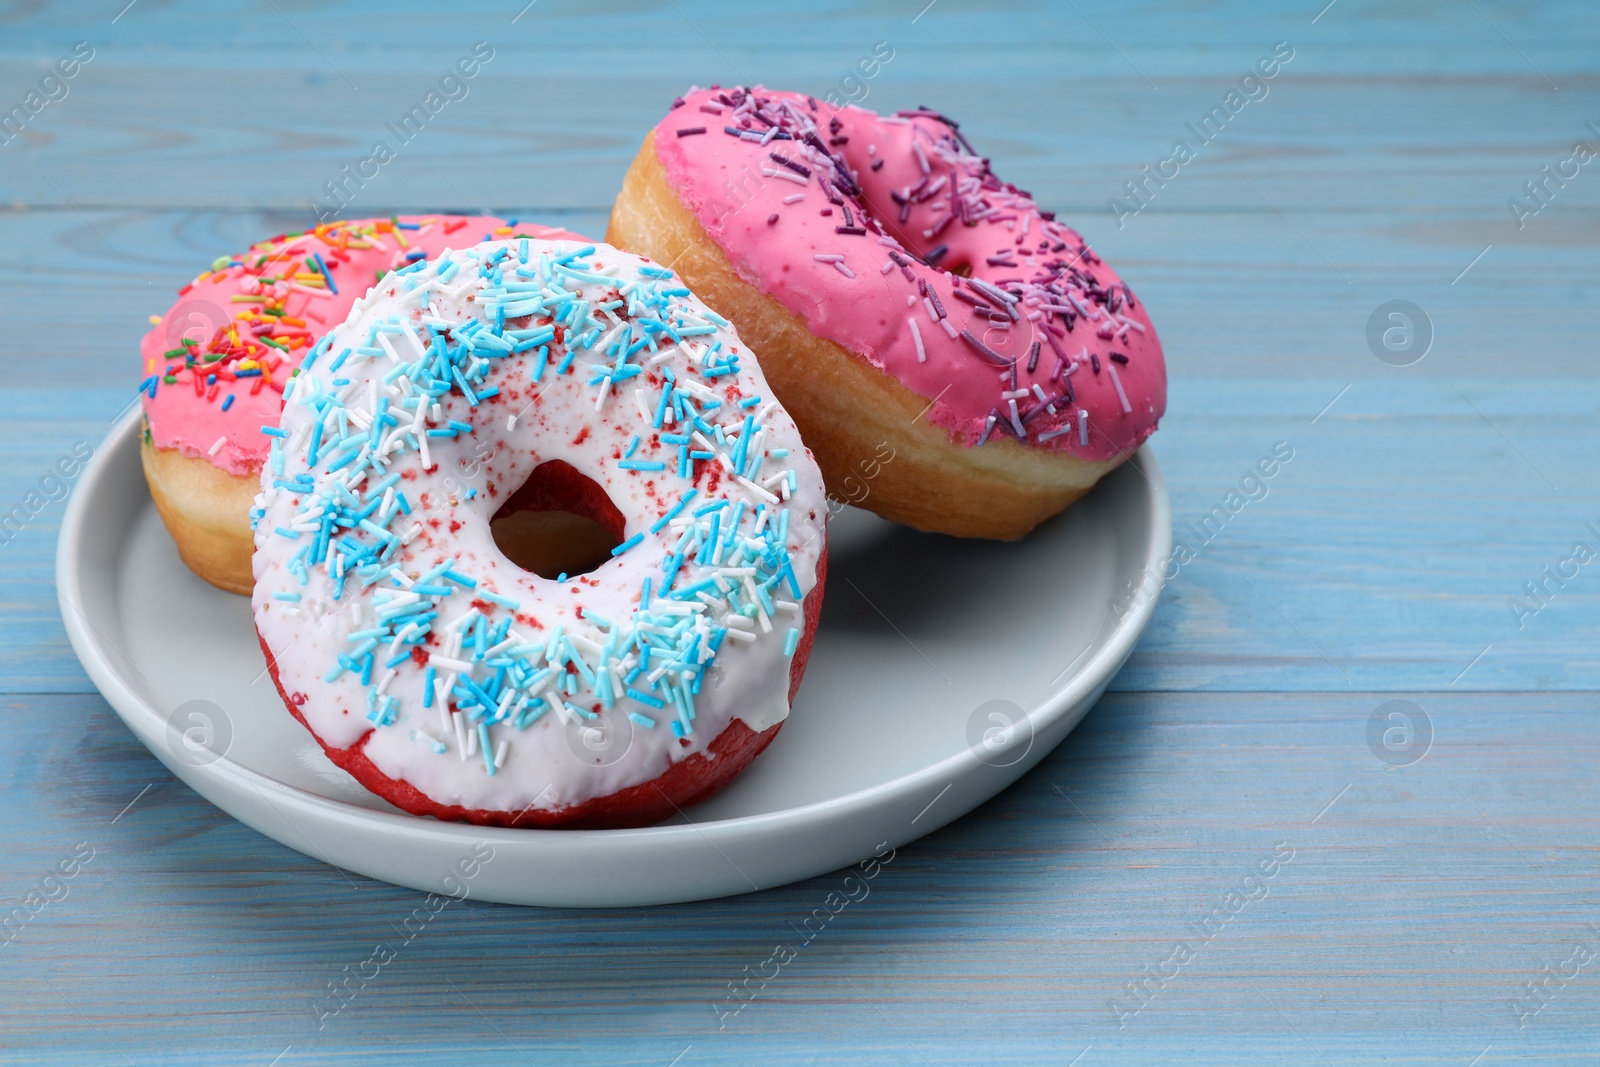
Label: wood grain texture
xmin=3 ymin=690 xmax=1598 ymax=1065
xmin=1 ymin=0 xmax=1597 ymax=1062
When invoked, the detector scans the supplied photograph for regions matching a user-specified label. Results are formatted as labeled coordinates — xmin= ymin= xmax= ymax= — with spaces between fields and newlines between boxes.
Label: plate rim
xmin=58 ymin=409 xmax=1170 ymax=853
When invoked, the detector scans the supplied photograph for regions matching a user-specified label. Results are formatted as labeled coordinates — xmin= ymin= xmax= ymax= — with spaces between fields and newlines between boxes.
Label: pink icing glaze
xmin=652 ymin=88 xmax=1166 ymax=462
xmin=138 ymin=216 xmax=589 ymax=476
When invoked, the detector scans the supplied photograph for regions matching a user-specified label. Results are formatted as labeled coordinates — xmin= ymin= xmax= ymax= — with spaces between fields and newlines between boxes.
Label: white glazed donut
xmin=251 ymin=239 xmax=828 ymax=829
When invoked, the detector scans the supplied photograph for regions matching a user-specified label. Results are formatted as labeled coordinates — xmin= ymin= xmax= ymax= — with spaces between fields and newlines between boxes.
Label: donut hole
xmin=490 ymin=461 xmax=625 ymax=579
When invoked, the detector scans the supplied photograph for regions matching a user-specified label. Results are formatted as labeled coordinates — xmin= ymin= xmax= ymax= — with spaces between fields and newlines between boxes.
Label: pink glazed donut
xmin=609 ymin=86 xmax=1167 ymax=539
xmin=138 ymin=215 xmax=586 ymax=593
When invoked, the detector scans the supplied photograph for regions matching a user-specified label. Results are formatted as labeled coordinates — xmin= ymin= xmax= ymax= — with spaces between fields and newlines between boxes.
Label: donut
xmin=608 ymin=87 xmax=1167 ymax=540
xmin=251 ymin=238 xmax=828 ymax=830
xmin=138 ymin=215 xmax=586 ymax=594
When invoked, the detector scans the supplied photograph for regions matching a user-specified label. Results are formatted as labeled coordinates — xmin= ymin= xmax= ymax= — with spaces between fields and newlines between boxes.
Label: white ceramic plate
xmin=57 ymin=410 xmax=1169 ymax=907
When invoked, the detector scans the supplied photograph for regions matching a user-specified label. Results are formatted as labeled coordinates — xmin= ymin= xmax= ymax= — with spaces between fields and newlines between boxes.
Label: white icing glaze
xmin=250 ymin=239 xmax=826 ymax=814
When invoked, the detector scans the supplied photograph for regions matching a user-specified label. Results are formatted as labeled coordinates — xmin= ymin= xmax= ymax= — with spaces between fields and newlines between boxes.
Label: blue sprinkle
xmin=221 ymin=393 xmax=235 ymax=411
xmin=261 ymin=425 xmax=288 ymax=438
xmin=784 ymin=628 xmax=801 ymax=656
xmin=274 ymin=526 xmax=300 ymax=540
xmin=618 ymin=459 xmax=666 ymax=471
xmin=273 ymin=591 xmax=302 ymax=602
xmin=626 ymin=688 xmax=665 ymax=709
xmin=479 ymin=723 xmax=495 ymax=775
xmin=313 ymin=252 xmax=338 ymax=294
xmin=629 ymin=711 xmax=658 ymax=728
xmin=611 ymin=532 xmax=644 ymax=556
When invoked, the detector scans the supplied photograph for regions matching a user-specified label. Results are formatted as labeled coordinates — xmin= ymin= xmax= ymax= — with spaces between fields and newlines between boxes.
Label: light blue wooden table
xmin=3 ymin=1 xmax=1597 ymax=1063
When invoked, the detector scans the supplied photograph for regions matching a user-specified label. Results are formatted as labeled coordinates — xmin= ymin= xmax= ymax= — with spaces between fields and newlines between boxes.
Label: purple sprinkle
xmin=1109 ymin=352 xmax=1129 ymax=364
xmin=1091 ymin=354 xmax=1101 ymax=374
xmin=925 ymin=244 xmax=949 ymax=267
xmin=835 ymin=226 xmax=866 ymax=236
xmin=677 ymin=126 xmax=707 ymax=137
xmin=959 ymin=329 xmax=1012 ymax=367
xmin=1027 ymin=341 xmax=1041 ymax=373
xmin=767 ymin=213 xmax=780 ymax=225
xmin=768 ymin=152 xmax=811 ymax=178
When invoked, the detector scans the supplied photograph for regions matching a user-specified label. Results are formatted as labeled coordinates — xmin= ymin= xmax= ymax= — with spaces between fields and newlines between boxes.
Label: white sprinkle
xmin=506 ymin=414 xmax=517 ymax=431
xmin=1032 ymin=384 xmax=1048 ymax=402
xmin=736 ymin=475 xmax=780 ymax=504
xmin=1037 ymin=424 xmax=1072 ymax=442
xmin=1107 ymin=362 xmax=1133 ymax=414
xmin=908 ymin=318 xmax=926 ymax=363
xmin=1007 ymin=399 xmax=1026 ymax=438
xmin=453 ymin=711 xmax=468 ymax=761
xmin=881 ymin=259 xmax=895 ymax=275
xmin=494 ymin=739 xmax=509 ymax=769
xmin=939 ymin=317 xmax=958 ymax=339
xmin=833 ymin=261 xmax=856 ymax=279
xmin=207 ymin=436 xmax=227 ymax=456
xmin=812 ymin=254 xmax=845 ymax=263
xmin=761 ymin=167 xmax=808 ymax=185
xmin=1078 ymin=409 xmax=1090 ymax=446
xmin=782 ymin=193 xmax=805 ymax=204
